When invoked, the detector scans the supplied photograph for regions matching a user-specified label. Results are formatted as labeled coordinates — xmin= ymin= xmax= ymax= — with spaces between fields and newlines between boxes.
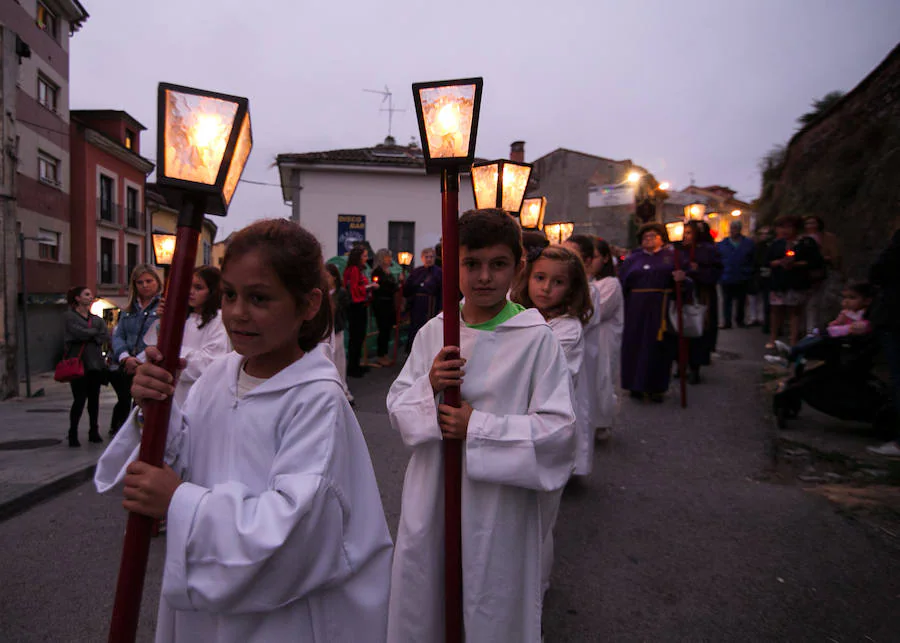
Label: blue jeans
xmin=882 ymin=331 xmax=900 ymax=442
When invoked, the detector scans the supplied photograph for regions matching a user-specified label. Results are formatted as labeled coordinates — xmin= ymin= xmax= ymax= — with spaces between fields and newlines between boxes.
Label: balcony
xmin=125 ymin=208 xmax=145 ymax=231
xmin=97 ymin=261 xmax=126 ymax=287
xmin=98 ymin=201 xmax=121 ymax=226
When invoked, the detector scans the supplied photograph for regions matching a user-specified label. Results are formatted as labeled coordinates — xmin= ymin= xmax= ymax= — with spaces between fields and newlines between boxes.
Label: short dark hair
xmin=845 ymin=281 xmax=875 ymax=300
xmin=222 ymin=219 xmax=333 ymax=352
xmin=347 ymin=245 xmax=366 ymax=268
xmin=458 ymin=208 xmax=523 ymax=264
xmin=637 ymin=222 xmax=668 ymax=244
xmin=804 ymin=215 xmax=825 ymax=232
xmin=594 ymin=238 xmax=617 ymax=279
xmin=66 ymin=285 xmax=88 ymax=308
xmin=325 ymin=263 xmax=343 ymax=290
xmin=774 ymin=215 xmax=803 ymax=233
xmin=193 ymin=266 xmax=222 ymax=329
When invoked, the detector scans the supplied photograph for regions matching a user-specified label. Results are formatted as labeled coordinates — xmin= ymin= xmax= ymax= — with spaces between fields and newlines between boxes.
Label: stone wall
xmin=761 ymin=44 xmax=900 ymax=282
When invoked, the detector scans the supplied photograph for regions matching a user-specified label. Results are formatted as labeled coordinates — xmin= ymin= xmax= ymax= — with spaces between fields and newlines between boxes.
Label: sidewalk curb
xmin=0 ymin=463 xmax=97 ymax=523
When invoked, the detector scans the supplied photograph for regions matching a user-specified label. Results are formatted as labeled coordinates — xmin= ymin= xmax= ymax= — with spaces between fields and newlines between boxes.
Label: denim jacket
xmin=112 ymin=296 xmax=160 ymax=363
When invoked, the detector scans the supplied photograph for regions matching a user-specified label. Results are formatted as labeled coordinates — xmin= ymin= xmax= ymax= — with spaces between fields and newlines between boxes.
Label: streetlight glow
xmin=658 ymin=181 xmax=671 ymax=191
xmin=731 ymin=209 xmax=742 ymax=217
xmin=627 ymin=171 xmax=641 ymax=184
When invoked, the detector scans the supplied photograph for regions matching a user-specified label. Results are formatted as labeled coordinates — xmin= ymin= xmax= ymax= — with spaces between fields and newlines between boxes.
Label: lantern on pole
xmin=151 ymin=233 xmax=177 ymax=266
xmin=520 ymin=196 xmax=546 ymax=230
xmin=665 ymin=221 xmax=685 ymax=243
xmin=397 ymin=251 xmax=413 ymax=273
xmin=470 ymin=159 xmax=532 ymax=214
xmin=108 ymin=83 xmax=252 ymax=643
xmin=684 ymin=202 xmax=706 ymax=220
xmin=412 ymin=76 xmax=482 ymax=643
xmin=544 ymin=222 xmax=574 ymax=244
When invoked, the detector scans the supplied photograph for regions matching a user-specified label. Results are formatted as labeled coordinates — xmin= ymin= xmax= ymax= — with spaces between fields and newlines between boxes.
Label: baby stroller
xmin=772 ymin=334 xmax=897 ymax=436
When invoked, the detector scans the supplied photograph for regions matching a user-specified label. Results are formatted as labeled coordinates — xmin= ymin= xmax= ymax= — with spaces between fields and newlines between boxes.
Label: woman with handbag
xmin=62 ymin=286 xmax=109 ymax=447
xmin=619 ymin=223 xmax=689 ymax=402
xmin=109 ymin=264 xmax=162 ymax=435
xmin=676 ymin=221 xmax=723 ymax=384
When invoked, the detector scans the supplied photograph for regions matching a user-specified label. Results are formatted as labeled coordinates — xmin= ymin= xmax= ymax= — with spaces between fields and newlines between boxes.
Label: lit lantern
xmin=545 ymin=222 xmax=575 ymax=244
xmin=412 ymin=77 xmax=483 ymax=173
xmin=520 ymin=196 xmax=546 ymax=230
xmin=152 ymin=233 xmax=177 ymax=266
xmin=731 ymin=209 xmax=742 ymax=217
xmin=666 ymin=221 xmax=685 ymax=242
xmin=470 ymin=160 xmax=532 ymax=214
xmin=397 ymin=251 xmax=413 ymax=267
xmin=684 ymin=203 xmax=706 ymax=220
xmin=157 ymin=83 xmax=252 ymax=215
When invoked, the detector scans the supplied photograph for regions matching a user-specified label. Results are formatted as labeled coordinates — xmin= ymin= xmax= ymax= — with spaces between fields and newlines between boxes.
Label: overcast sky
xmin=70 ymin=0 xmax=900 ymax=236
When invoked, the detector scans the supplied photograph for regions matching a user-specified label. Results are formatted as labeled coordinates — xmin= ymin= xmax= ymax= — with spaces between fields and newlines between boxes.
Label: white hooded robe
xmin=592 ymin=277 xmax=624 ymax=428
xmin=385 ymin=308 xmax=576 ymax=643
xmin=95 ymin=347 xmax=393 ymax=643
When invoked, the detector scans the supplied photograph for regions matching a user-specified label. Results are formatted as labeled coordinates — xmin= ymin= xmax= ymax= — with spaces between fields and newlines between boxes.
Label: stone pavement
xmin=0 ymin=372 xmax=118 ymax=521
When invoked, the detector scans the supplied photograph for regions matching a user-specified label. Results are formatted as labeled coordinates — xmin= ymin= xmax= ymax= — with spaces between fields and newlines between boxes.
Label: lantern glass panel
xmin=545 ymin=223 xmax=560 ymax=244
xmin=397 ymin=251 xmax=413 ymax=266
xmin=520 ymin=197 xmax=545 ymax=229
xmin=501 ymin=164 xmax=531 ymax=213
xmin=471 ymin=163 xmax=498 ymax=210
xmin=222 ymin=111 xmax=252 ymax=206
xmin=684 ymin=203 xmax=706 ymax=220
xmin=163 ymin=89 xmax=238 ymax=185
xmin=417 ymin=84 xmax=477 ymax=159
xmin=666 ymin=222 xmax=684 ymax=242
xmin=559 ymin=223 xmax=574 ymax=243
xmin=153 ymin=233 xmax=177 ymax=266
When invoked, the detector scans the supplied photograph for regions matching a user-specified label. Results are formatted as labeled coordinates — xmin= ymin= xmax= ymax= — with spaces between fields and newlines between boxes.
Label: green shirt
xmin=462 ymin=300 xmax=525 ymax=331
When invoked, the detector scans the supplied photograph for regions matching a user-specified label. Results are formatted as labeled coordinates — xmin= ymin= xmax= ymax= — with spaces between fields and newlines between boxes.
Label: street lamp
xmin=412 ymin=76 xmax=482 ymax=643
xmin=658 ymin=181 xmax=671 ymax=191
xmin=109 ymin=82 xmax=252 ymax=643
xmin=520 ymin=196 xmax=546 ymax=230
xmin=545 ymin=222 xmax=574 ymax=244
xmin=731 ymin=209 xmax=742 ymax=217
xmin=470 ymin=159 xmax=532 ymax=214
xmin=627 ymin=171 xmax=642 ymax=184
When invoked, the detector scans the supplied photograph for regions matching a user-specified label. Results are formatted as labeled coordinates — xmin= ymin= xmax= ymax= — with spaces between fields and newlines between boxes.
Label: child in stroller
xmin=771 ymin=282 xmax=896 ymax=433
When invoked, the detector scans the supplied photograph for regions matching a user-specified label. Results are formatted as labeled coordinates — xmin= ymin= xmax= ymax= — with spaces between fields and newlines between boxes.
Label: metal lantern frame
xmin=470 ymin=159 xmax=532 ymax=215
xmin=156 ymin=82 xmax=253 ymax=216
xmin=411 ymin=77 xmax=483 ymax=174
xmin=520 ymin=196 xmax=546 ymax=230
xmin=151 ymin=232 xmax=177 ymax=266
xmin=396 ymin=251 xmax=413 ymax=267
xmin=665 ymin=221 xmax=685 ymax=242
xmin=684 ymin=202 xmax=706 ymax=220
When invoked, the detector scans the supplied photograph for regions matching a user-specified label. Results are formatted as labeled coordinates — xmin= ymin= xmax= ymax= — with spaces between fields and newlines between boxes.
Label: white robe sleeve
xmin=93 ymin=403 xmax=189 ymax=493
xmin=550 ymin=317 xmax=584 ymax=380
xmin=161 ymin=394 xmax=357 ymax=614
xmin=595 ymin=278 xmax=623 ymax=323
xmin=386 ymin=328 xmax=443 ymax=447
xmin=179 ymin=315 xmax=230 ymax=387
xmin=464 ymin=332 xmax=576 ymax=492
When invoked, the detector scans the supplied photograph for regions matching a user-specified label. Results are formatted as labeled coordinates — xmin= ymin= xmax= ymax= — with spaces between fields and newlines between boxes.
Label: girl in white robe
xmin=511 ymin=244 xmax=594 ymax=597
xmin=95 ymin=220 xmax=392 ymax=643
xmin=140 ymin=267 xmax=231 ymax=409
xmin=591 ymin=238 xmax=625 ymax=436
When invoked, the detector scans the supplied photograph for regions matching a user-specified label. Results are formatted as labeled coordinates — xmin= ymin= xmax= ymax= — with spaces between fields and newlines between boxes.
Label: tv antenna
xmin=363 ymin=85 xmax=405 ymax=140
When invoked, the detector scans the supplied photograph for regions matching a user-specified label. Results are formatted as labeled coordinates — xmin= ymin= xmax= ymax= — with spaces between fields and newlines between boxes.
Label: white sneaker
xmin=774 ymin=340 xmax=791 ymax=356
xmin=764 ymin=355 xmax=788 ymax=368
xmin=866 ymin=442 xmax=900 ymax=457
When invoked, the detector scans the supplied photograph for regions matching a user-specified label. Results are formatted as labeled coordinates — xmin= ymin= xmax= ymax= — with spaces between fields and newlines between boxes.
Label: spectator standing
xmin=717 ymin=219 xmax=755 ymax=329
xmin=371 ymin=249 xmax=399 ymax=366
xmin=109 ymin=264 xmax=161 ymax=435
xmin=344 ymin=245 xmax=378 ymax=378
xmin=803 ymin=215 xmax=843 ymax=333
xmin=63 ymin=286 xmax=109 ymax=447
xmin=403 ymin=247 xmax=442 ymax=349
xmin=749 ymin=226 xmax=774 ymax=330
xmin=678 ymin=221 xmax=723 ymax=384
xmin=867 ymin=228 xmax=900 ymax=457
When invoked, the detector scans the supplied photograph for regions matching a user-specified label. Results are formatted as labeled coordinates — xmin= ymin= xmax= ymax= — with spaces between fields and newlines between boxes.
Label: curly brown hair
xmin=511 ymin=245 xmax=593 ymax=325
xmin=222 ymin=219 xmax=333 ymax=352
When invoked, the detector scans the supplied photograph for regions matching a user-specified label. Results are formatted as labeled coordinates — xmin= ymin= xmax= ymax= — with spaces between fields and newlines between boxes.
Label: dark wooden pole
xmin=107 ymin=196 xmax=205 ymax=643
xmin=440 ymin=168 xmax=463 ymax=643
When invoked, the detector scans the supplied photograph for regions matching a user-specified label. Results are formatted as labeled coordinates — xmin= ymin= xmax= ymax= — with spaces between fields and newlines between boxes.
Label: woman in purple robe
xmin=619 ymin=223 xmax=688 ymax=402
xmin=676 ymin=220 xmax=723 ymax=384
xmin=403 ymin=247 xmax=442 ymax=350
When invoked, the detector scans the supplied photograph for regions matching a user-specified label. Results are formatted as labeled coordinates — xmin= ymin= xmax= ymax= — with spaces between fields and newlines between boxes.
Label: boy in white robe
xmin=386 ymin=209 xmax=577 ymax=643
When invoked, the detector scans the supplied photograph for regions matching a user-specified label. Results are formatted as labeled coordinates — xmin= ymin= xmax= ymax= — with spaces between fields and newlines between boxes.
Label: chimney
xmin=510 ymin=140 xmax=525 ymax=163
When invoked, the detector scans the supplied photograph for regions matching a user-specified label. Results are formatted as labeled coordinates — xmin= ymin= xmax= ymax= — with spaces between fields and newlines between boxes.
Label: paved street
xmin=1 ymin=329 xmax=899 ymax=642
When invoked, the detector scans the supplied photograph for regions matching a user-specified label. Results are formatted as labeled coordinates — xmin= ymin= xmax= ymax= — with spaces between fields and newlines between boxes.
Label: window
xmin=127 ymin=243 xmax=139 ymax=282
xmin=38 ymin=151 xmax=59 ymax=185
xmin=36 ymin=2 xmax=59 ymax=41
xmin=125 ymin=129 xmax=135 ymax=150
xmin=99 ymin=175 xmax=115 ymax=221
xmin=37 ymin=75 xmax=58 ymax=112
xmin=388 ymin=221 xmax=415 ymax=258
xmin=202 ymin=240 xmax=212 ymax=266
xmin=38 ymin=228 xmax=59 ymax=261
xmin=100 ymin=238 xmax=115 ymax=284
xmin=125 ymin=187 xmax=140 ymax=228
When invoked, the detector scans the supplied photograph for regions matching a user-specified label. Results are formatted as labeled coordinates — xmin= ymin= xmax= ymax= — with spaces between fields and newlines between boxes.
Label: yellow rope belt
xmin=631 ymin=288 xmax=673 ymax=340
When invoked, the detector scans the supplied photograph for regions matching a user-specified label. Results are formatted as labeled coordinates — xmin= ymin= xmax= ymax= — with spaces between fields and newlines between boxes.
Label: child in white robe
xmin=139 ymin=266 xmax=231 ymax=409
xmin=591 ymin=238 xmax=625 ymax=439
xmin=95 ymin=220 xmax=392 ymax=643
xmin=511 ymin=244 xmax=594 ymax=598
xmin=387 ymin=209 xmax=577 ymax=643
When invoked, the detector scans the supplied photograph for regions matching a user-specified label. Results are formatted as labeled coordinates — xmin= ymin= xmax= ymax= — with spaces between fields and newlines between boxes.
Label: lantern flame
xmin=418 ymin=85 xmax=476 ymax=159
xmin=164 ymin=91 xmax=238 ymax=185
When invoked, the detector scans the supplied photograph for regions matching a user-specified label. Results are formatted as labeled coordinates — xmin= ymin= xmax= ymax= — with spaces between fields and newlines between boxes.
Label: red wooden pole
xmin=440 ymin=168 xmax=464 ymax=643
xmin=673 ymin=245 xmax=688 ymax=409
xmin=107 ymin=197 xmax=205 ymax=643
